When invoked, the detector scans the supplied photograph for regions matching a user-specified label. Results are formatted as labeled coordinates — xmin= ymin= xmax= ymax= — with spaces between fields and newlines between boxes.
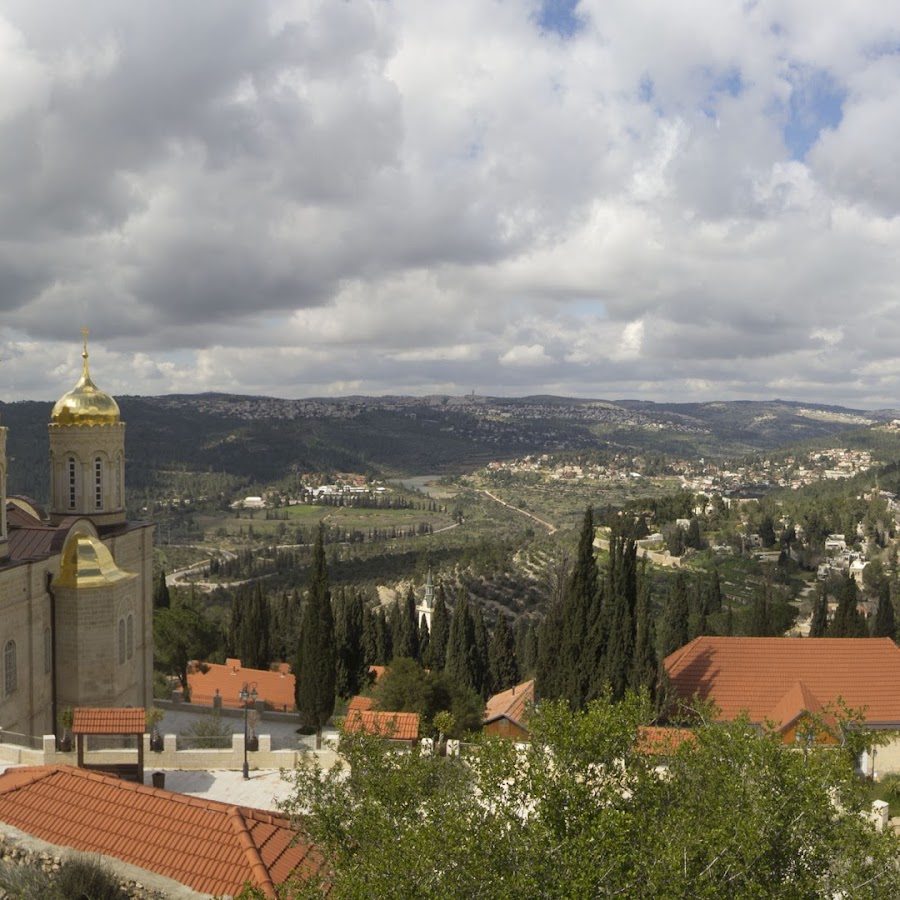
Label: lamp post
xmin=239 ymin=681 xmax=258 ymax=780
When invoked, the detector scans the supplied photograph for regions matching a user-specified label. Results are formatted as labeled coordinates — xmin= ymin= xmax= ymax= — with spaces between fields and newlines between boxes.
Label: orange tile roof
xmin=72 ymin=708 xmax=147 ymax=735
xmin=188 ymin=659 xmax=296 ymax=711
xmin=0 ymin=766 xmax=321 ymax=898
xmin=343 ymin=710 xmax=419 ymax=741
xmin=347 ymin=695 xmax=375 ymax=714
xmin=483 ymin=679 xmax=535 ymax=730
xmin=635 ymin=726 xmax=696 ymax=756
xmin=664 ymin=637 xmax=900 ymax=727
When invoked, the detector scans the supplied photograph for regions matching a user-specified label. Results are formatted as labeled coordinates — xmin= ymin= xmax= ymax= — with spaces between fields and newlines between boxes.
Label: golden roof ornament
xmin=50 ymin=328 xmax=121 ymax=426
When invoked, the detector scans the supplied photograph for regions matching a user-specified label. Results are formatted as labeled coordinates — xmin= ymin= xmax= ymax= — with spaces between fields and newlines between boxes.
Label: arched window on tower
xmin=4 ymin=640 xmax=16 ymax=695
xmin=67 ymin=457 xmax=77 ymax=510
xmin=126 ymin=614 xmax=134 ymax=660
xmin=94 ymin=456 xmax=103 ymax=510
xmin=118 ymin=619 xmax=126 ymax=665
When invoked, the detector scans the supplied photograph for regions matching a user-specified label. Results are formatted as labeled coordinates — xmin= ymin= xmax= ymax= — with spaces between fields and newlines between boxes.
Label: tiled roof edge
xmin=228 ymin=806 xmax=277 ymax=900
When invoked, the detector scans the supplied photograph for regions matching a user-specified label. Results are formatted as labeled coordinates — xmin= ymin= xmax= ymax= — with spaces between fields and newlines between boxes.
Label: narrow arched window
xmin=67 ymin=457 xmax=77 ymax=509
xmin=4 ymin=640 xmax=16 ymax=695
xmin=94 ymin=457 xmax=103 ymax=510
xmin=126 ymin=614 xmax=134 ymax=660
xmin=118 ymin=619 xmax=126 ymax=665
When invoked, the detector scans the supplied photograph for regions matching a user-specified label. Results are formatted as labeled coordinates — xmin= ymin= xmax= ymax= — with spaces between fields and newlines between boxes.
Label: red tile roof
xmin=635 ymin=726 xmax=696 ymax=756
xmin=664 ymin=637 xmax=900 ymax=727
xmin=347 ymin=695 xmax=375 ymax=714
xmin=343 ymin=710 xmax=419 ymax=741
xmin=0 ymin=766 xmax=321 ymax=898
xmin=188 ymin=659 xmax=296 ymax=711
xmin=72 ymin=708 xmax=147 ymax=735
xmin=483 ymin=679 xmax=535 ymax=730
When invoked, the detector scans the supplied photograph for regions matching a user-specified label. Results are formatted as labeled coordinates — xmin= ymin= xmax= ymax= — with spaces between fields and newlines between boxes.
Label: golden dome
xmin=50 ymin=331 xmax=120 ymax=427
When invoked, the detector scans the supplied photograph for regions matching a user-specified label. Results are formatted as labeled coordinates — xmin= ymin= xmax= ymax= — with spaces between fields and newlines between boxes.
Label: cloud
xmin=0 ymin=0 xmax=897 ymax=408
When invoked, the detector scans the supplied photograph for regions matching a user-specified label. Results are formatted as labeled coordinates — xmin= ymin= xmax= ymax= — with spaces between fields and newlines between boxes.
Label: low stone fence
xmin=0 ymin=734 xmax=340 ymax=773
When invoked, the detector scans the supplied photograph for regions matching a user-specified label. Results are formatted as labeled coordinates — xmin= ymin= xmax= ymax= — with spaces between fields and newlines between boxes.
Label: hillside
xmin=2 ymin=393 xmax=897 ymax=503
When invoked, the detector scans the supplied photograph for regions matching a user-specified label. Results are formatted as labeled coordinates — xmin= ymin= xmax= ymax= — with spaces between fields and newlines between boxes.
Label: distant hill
xmin=2 ymin=393 xmax=897 ymax=503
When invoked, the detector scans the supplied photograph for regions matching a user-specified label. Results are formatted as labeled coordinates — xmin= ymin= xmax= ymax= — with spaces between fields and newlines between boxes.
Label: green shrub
xmin=0 ymin=854 xmax=128 ymax=900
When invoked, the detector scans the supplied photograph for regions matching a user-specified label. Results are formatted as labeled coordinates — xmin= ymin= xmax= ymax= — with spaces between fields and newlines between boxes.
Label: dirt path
xmin=480 ymin=489 xmax=557 ymax=534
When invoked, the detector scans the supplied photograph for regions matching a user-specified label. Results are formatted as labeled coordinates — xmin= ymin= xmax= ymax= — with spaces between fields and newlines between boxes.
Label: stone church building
xmin=0 ymin=337 xmax=153 ymax=738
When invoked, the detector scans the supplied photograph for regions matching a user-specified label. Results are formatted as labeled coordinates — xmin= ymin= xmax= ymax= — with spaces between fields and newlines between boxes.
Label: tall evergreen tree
xmin=658 ymin=572 xmax=690 ymax=659
xmin=472 ymin=602 xmax=490 ymax=696
xmin=489 ymin=614 xmax=520 ymax=693
xmin=872 ymin=581 xmax=896 ymax=641
xmin=830 ymin=573 xmax=867 ymax=638
xmin=445 ymin=589 xmax=480 ymax=695
xmin=153 ymin=569 xmax=171 ymax=610
xmin=429 ymin=585 xmax=450 ymax=670
xmin=334 ymin=589 xmax=367 ymax=698
xmin=748 ymin=584 xmax=775 ymax=637
xmin=631 ymin=570 xmax=657 ymax=697
xmin=295 ymin=526 xmax=336 ymax=748
xmin=603 ymin=534 xmax=638 ymax=701
xmin=810 ymin=583 xmax=829 ymax=638
xmin=417 ymin=615 xmax=431 ymax=665
xmin=515 ymin=619 xmax=539 ymax=678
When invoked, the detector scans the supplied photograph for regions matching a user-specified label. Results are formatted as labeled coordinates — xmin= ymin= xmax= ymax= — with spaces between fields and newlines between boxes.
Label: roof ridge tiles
xmin=228 ymin=806 xmax=277 ymax=900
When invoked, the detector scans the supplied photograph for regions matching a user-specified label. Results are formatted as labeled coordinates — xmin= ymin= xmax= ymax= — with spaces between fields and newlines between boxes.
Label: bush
xmin=0 ymin=854 xmax=128 ymax=900
xmin=181 ymin=711 xmax=232 ymax=748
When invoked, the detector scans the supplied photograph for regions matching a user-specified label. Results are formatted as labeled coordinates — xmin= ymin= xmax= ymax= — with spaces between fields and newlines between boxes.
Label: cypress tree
xmin=154 ymin=569 xmax=171 ymax=610
xmin=472 ymin=602 xmax=490 ymax=696
xmin=429 ymin=585 xmax=450 ymax=670
xmin=515 ymin=619 xmax=539 ymax=678
xmin=295 ymin=526 xmax=336 ymax=748
xmin=809 ymin=583 xmax=829 ymax=638
xmin=374 ymin=608 xmax=392 ymax=664
xmin=872 ymin=581 xmax=896 ymax=640
xmin=445 ymin=589 xmax=479 ymax=694
xmin=830 ymin=573 xmax=866 ymax=637
xmin=334 ymin=589 xmax=367 ymax=698
xmin=418 ymin=615 xmax=431 ymax=665
xmin=749 ymin=585 xmax=775 ymax=637
xmin=405 ymin=587 xmax=420 ymax=662
xmin=603 ymin=534 xmax=637 ymax=701
xmin=631 ymin=570 xmax=657 ymax=696
xmin=536 ymin=595 xmax=566 ymax=701
xmin=565 ymin=508 xmax=603 ymax=706
xmin=658 ymin=572 xmax=690 ymax=659
xmin=489 ymin=613 xmax=520 ymax=693
xmin=243 ymin=582 xmax=270 ymax=669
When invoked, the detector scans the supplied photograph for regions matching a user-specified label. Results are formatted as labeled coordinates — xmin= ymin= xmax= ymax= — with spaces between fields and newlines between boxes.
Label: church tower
xmin=48 ymin=329 xmax=126 ymax=527
xmin=416 ymin=568 xmax=435 ymax=629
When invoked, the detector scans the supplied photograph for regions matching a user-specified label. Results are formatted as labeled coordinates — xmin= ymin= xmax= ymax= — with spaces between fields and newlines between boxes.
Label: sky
xmin=1 ymin=1 xmax=899 ymax=409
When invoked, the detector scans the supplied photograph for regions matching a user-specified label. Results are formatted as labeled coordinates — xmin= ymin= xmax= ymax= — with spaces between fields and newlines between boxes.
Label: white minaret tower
xmin=416 ymin=569 xmax=435 ymax=629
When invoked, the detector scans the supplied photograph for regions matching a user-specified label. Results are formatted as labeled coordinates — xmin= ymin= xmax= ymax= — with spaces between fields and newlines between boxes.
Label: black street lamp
xmin=239 ymin=681 xmax=258 ymax=779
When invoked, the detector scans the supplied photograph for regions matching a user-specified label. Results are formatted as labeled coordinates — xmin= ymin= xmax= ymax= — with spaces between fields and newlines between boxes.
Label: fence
xmin=0 ymin=730 xmax=43 ymax=751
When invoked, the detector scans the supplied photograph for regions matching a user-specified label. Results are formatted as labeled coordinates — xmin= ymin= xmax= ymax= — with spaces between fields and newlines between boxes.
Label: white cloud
xmin=0 ymin=0 xmax=897 ymax=407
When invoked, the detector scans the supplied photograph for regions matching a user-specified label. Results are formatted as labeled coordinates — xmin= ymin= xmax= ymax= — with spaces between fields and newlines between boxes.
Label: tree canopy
xmin=273 ymin=693 xmax=900 ymax=899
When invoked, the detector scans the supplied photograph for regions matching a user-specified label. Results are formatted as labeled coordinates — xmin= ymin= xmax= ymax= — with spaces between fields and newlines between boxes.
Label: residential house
xmin=664 ymin=637 xmax=900 ymax=773
xmin=482 ymin=679 xmax=535 ymax=740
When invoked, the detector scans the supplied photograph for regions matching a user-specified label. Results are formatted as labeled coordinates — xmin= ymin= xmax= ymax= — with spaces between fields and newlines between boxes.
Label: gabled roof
xmin=483 ymin=679 xmax=535 ymax=730
xmin=72 ymin=708 xmax=146 ymax=735
xmin=347 ymin=695 xmax=375 ymax=714
xmin=343 ymin=710 xmax=419 ymax=741
xmin=187 ymin=658 xmax=296 ymax=711
xmin=664 ymin=637 xmax=900 ymax=727
xmin=0 ymin=766 xmax=320 ymax=898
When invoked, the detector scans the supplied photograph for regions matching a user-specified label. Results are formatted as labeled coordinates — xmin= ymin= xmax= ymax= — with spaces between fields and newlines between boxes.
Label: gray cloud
xmin=0 ymin=0 xmax=898 ymax=409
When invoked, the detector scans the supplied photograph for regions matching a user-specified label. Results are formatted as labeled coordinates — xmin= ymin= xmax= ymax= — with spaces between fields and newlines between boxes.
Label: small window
xmin=126 ymin=614 xmax=134 ymax=661
xmin=118 ymin=619 xmax=126 ymax=665
xmin=94 ymin=457 xmax=103 ymax=510
xmin=67 ymin=458 xmax=77 ymax=510
xmin=4 ymin=640 xmax=16 ymax=695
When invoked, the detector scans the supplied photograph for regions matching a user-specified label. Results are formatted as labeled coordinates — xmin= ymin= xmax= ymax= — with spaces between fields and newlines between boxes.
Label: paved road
xmin=481 ymin=489 xmax=557 ymax=534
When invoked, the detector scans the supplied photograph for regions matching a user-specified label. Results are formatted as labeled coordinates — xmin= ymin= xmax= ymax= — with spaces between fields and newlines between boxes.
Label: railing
xmin=271 ymin=733 xmax=304 ymax=751
xmin=0 ymin=730 xmax=43 ymax=751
